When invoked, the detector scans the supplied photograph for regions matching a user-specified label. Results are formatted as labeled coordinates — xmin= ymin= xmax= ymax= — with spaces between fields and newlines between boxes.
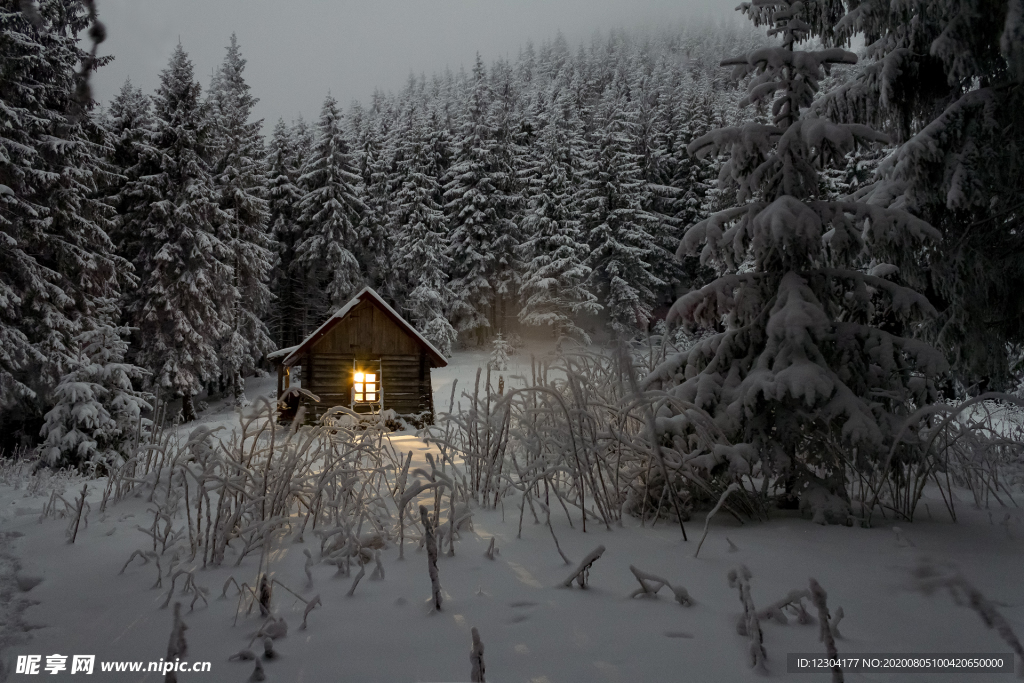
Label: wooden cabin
xmin=270 ymin=287 xmax=447 ymax=424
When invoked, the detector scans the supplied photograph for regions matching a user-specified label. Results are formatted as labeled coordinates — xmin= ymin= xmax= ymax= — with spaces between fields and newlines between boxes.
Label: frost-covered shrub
xmin=39 ymin=325 xmax=152 ymax=470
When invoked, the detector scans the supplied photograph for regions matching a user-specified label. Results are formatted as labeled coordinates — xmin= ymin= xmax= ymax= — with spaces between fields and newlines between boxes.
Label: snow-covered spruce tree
xmin=517 ymin=88 xmax=600 ymax=343
xmin=443 ymin=55 xmax=522 ymax=343
xmin=647 ymin=1 xmax=947 ymax=512
xmin=207 ymin=35 xmax=275 ymax=403
xmin=293 ymin=94 xmax=366 ymax=328
xmin=391 ymin=104 xmax=457 ymax=356
xmin=582 ymin=82 xmax=667 ymax=335
xmin=266 ymin=118 xmax=306 ymax=348
xmin=120 ymin=44 xmax=233 ymax=423
xmin=39 ymin=318 xmax=152 ymax=470
xmin=814 ymin=0 xmax=1024 ymax=390
xmin=0 ymin=1 xmax=127 ymax=437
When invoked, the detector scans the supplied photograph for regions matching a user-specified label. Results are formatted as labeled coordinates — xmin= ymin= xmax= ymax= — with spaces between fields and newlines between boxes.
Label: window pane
xmin=366 ymin=373 xmax=376 ymax=382
xmin=366 ymin=393 xmax=376 ymax=401
xmin=354 ymin=372 xmax=364 ymax=382
xmin=355 ymin=393 xmax=363 ymax=402
xmin=354 ymin=383 xmax=363 ymax=392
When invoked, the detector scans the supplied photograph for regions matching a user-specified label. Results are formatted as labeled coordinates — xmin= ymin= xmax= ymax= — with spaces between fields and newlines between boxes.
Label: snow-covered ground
xmin=1 ymin=350 xmax=1023 ymax=682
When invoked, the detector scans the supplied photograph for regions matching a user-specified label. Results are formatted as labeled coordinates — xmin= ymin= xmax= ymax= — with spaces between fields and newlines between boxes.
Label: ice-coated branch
xmin=420 ymin=505 xmax=442 ymax=610
xmin=301 ymin=594 xmax=322 ymax=630
xmin=562 ymin=545 xmax=605 ymax=588
xmin=694 ymin=483 xmax=740 ymax=558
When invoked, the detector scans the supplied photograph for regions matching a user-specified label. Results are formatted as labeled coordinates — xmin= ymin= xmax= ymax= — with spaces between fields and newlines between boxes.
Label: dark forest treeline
xmin=3 ymin=0 xmax=1023 ymax=469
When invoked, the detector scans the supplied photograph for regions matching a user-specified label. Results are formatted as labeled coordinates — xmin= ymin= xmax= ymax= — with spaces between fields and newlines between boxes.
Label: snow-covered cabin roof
xmin=266 ymin=344 xmax=299 ymax=362
xmin=279 ymin=287 xmax=448 ymax=368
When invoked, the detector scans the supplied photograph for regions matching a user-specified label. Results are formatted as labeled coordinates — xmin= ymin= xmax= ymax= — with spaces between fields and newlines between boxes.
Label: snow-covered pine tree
xmin=267 ymin=118 xmax=306 ymax=348
xmin=207 ymin=34 xmax=275 ymax=403
xmin=816 ymin=0 xmax=1024 ymax=391
xmin=103 ymin=78 xmax=152 ymax=259
xmin=294 ymin=94 xmax=366 ymax=329
xmin=354 ymin=110 xmax=397 ymax=297
xmin=582 ymin=81 xmax=667 ymax=335
xmin=517 ymin=88 xmax=600 ymax=343
xmin=486 ymin=58 xmax=527 ymax=333
xmin=121 ymin=44 xmax=233 ymax=422
xmin=648 ymin=0 xmax=947 ymax=508
xmin=489 ymin=332 xmax=511 ymax=371
xmin=0 ymin=1 xmax=127 ymax=439
xmin=391 ymin=103 xmax=457 ymax=356
xmin=39 ymin=312 xmax=152 ymax=470
xmin=443 ymin=55 xmax=522 ymax=343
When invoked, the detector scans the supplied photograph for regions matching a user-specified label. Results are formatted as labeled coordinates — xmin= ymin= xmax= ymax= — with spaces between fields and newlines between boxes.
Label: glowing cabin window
xmin=353 ymin=371 xmax=379 ymax=403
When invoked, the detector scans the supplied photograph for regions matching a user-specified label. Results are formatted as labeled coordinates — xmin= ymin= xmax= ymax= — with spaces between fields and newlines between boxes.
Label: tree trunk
xmin=181 ymin=393 xmax=198 ymax=423
xmin=232 ymin=372 xmax=245 ymax=402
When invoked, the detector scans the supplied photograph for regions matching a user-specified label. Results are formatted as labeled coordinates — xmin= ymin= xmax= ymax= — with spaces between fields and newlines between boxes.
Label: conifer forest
xmin=2 ymin=2 xmax=1024 ymax=681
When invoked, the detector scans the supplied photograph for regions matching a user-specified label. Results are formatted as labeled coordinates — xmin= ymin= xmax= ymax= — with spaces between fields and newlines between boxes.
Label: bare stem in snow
xmin=809 ymin=578 xmax=843 ymax=683
xmin=694 ymin=483 xmax=739 ymax=558
xmin=68 ymin=484 xmax=88 ymax=544
xmin=911 ymin=560 xmax=1024 ymax=675
xmin=347 ymin=562 xmax=366 ymax=597
xmin=258 ymin=573 xmax=272 ymax=616
xmin=729 ymin=565 xmax=767 ymax=675
xmin=165 ymin=602 xmax=187 ymax=682
xmin=470 ymin=627 xmax=486 ymax=682
xmin=420 ymin=505 xmax=442 ymax=610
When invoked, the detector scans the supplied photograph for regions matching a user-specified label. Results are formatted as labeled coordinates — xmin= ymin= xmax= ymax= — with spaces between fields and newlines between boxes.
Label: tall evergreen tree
xmin=582 ymin=85 xmax=666 ymax=334
xmin=267 ymin=117 xmax=305 ymax=348
xmin=0 ymin=1 xmax=127 ymax=441
xmin=817 ymin=0 xmax=1024 ymax=390
xmin=121 ymin=44 xmax=232 ymax=422
xmin=517 ymin=89 xmax=600 ymax=343
xmin=294 ymin=94 xmax=366 ymax=330
xmin=391 ymin=105 xmax=457 ymax=355
xmin=650 ymin=0 xmax=946 ymax=507
xmin=444 ymin=56 xmax=522 ymax=341
xmin=207 ymin=34 xmax=275 ymax=402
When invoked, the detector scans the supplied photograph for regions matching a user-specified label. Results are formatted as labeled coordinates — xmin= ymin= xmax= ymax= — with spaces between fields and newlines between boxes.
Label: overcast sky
xmin=92 ymin=0 xmax=732 ymax=129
